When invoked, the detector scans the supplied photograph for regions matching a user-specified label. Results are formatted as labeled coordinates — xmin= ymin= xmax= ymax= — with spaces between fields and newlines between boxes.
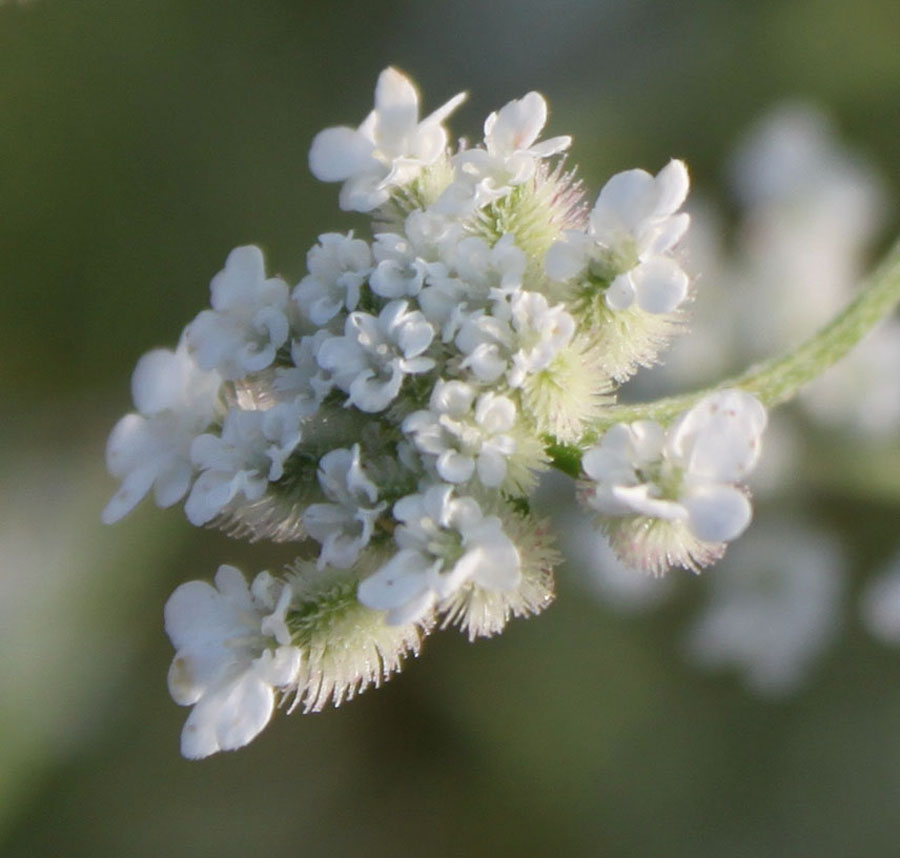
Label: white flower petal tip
xmin=654 ymin=159 xmax=690 ymax=215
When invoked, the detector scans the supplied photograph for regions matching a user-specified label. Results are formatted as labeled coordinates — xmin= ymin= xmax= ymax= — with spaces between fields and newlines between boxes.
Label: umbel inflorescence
xmin=104 ymin=67 xmax=896 ymax=759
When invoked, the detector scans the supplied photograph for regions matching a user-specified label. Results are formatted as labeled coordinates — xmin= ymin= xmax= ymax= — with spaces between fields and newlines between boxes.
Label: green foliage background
xmin=2 ymin=1 xmax=900 ymax=855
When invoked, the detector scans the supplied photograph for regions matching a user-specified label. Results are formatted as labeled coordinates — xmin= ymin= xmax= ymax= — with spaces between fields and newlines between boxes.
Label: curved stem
xmin=548 ymin=236 xmax=900 ymax=477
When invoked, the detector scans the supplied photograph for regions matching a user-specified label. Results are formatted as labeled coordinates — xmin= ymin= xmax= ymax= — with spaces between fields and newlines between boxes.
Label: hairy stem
xmin=548 ymin=236 xmax=900 ymax=477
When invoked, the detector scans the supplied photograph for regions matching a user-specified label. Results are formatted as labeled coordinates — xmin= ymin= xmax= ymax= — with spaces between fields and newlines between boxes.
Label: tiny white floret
xmin=358 ymin=484 xmax=521 ymax=625
xmin=546 ymin=160 xmax=691 ymax=315
xmin=188 ymin=245 xmax=291 ymax=379
xmin=103 ymin=339 xmax=221 ymax=524
xmin=309 ymin=67 xmax=467 ymax=212
xmin=165 ymin=565 xmax=301 ymax=759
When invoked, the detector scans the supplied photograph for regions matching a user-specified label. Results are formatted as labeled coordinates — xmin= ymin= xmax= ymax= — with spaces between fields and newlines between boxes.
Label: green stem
xmin=548 ymin=236 xmax=900 ymax=477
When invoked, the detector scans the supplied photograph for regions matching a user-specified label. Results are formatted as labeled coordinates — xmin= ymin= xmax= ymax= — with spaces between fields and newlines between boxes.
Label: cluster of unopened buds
xmin=105 ymin=67 xmax=779 ymax=758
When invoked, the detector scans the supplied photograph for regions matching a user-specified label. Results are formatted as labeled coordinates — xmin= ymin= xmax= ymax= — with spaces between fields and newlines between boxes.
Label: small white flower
xmin=435 ymin=92 xmax=570 ymax=214
xmin=357 ymin=484 xmax=521 ymax=625
xmin=272 ymin=331 xmax=333 ymax=416
xmin=293 ymin=232 xmax=373 ymax=326
xmin=582 ymin=390 xmax=767 ymax=567
xmin=187 ymin=245 xmax=291 ymax=379
xmin=165 ymin=565 xmax=301 ymax=759
xmin=454 ymin=290 xmax=575 ymax=389
xmin=449 ymin=233 xmax=526 ymax=300
xmin=416 ymin=272 xmax=470 ymax=342
xmin=316 ymin=300 xmax=435 ymax=412
xmin=546 ymin=159 xmax=690 ymax=314
xmin=455 ymin=310 xmax=514 ymax=383
xmin=102 ymin=339 xmax=221 ymax=524
xmin=505 ymin=290 xmax=576 ymax=388
xmin=369 ymin=232 xmax=429 ymax=299
xmin=302 ymin=445 xmax=386 ymax=569
xmin=185 ymin=403 xmax=303 ymax=525
xmin=403 ymin=209 xmax=465 ymax=261
xmin=309 ymin=67 xmax=467 ymax=212
xmin=403 ymin=380 xmax=517 ymax=487
xmin=415 ymin=229 xmax=519 ymax=344
xmin=414 ymin=233 xmax=524 ymax=344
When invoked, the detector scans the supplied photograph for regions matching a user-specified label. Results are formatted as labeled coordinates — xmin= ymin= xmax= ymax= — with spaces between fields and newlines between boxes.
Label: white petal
xmin=358 ymin=549 xmax=434 ymax=612
xmin=612 ymin=484 xmax=686 ymax=521
xmin=591 ymin=168 xmax=656 ymax=237
xmin=184 ymin=471 xmax=238 ymax=525
xmin=431 ymin=379 xmax=475 ymax=416
xmin=105 ymin=413 xmax=152 ymax=476
xmin=529 ymin=135 xmax=571 ymax=157
xmin=179 ymin=672 xmax=276 ymax=759
xmin=544 ymin=235 xmax=590 ymax=281
xmin=475 ymin=392 xmax=516 ymax=434
xmin=632 ymin=257 xmax=689 ymax=314
xmin=303 ymin=502 xmax=352 ymax=540
xmin=682 ymin=484 xmax=752 ymax=543
xmin=475 ymin=450 xmax=508 ymax=488
xmin=385 ymin=589 xmax=436 ymax=627
xmin=653 ymin=159 xmax=690 ymax=217
xmin=670 ymin=390 xmax=767 ymax=481
xmin=164 ymin=575 xmax=250 ymax=685
xmin=646 ymin=212 xmax=690 ymax=255
xmin=348 ymin=366 xmax=403 ymax=412
xmin=398 ymin=355 xmax=435 ymax=375
xmin=222 ymin=245 xmax=265 ymax=284
xmin=214 ymin=564 xmax=254 ymax=603
xmin=581 ymin=444 xmax=627 ymax=483
xmin=605 ymin=273 xmax=636 ymax=310
xmin=436 ymin=450 xmax=476 ymax=483
xmin=131 ymin=349 xmax=183 ymax=415
xmin=488 ymin=92 xmax=547 ymax=154
xmin=421 ymin=89 xmax=468 ymax=128
xmin=153 ymin=460 xmax=193 ymax=508
xmin=309 ymin=127 xmax=376 ymax=182
xmin=629 ymin=420 xmax=667 ymax=462
xmin=254 ymin=646 xmax=302 ymax=688
xmin=101 ymin=465 xmax=157 ymax=524
xmin=339 ymin=171 xmax=390 ymax=213
xmin=373 ymin=67 xmax=419 ymax=144
xmin=455 ymin=522 xmax=520 ymax=591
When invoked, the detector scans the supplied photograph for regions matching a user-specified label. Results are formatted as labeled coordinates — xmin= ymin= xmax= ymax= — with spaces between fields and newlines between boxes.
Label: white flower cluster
xmin=104 ymin=67 xmax=769 ymax=756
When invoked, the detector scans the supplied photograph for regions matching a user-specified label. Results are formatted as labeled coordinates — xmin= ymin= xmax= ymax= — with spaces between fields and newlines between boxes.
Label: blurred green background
xmin=3 ymin=1 xmax=900 ymax=856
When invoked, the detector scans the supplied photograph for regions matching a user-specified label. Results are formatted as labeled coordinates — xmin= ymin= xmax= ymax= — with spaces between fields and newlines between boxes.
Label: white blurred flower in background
xmin=684 ymin=522 xmax=845 ymax=695
xmin=860 ymin=549 xmax=900 ymax=645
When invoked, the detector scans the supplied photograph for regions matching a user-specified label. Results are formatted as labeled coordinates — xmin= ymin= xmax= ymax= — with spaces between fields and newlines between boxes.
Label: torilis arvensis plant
xmin=103 ymin=68 xmax=900 ymax=758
